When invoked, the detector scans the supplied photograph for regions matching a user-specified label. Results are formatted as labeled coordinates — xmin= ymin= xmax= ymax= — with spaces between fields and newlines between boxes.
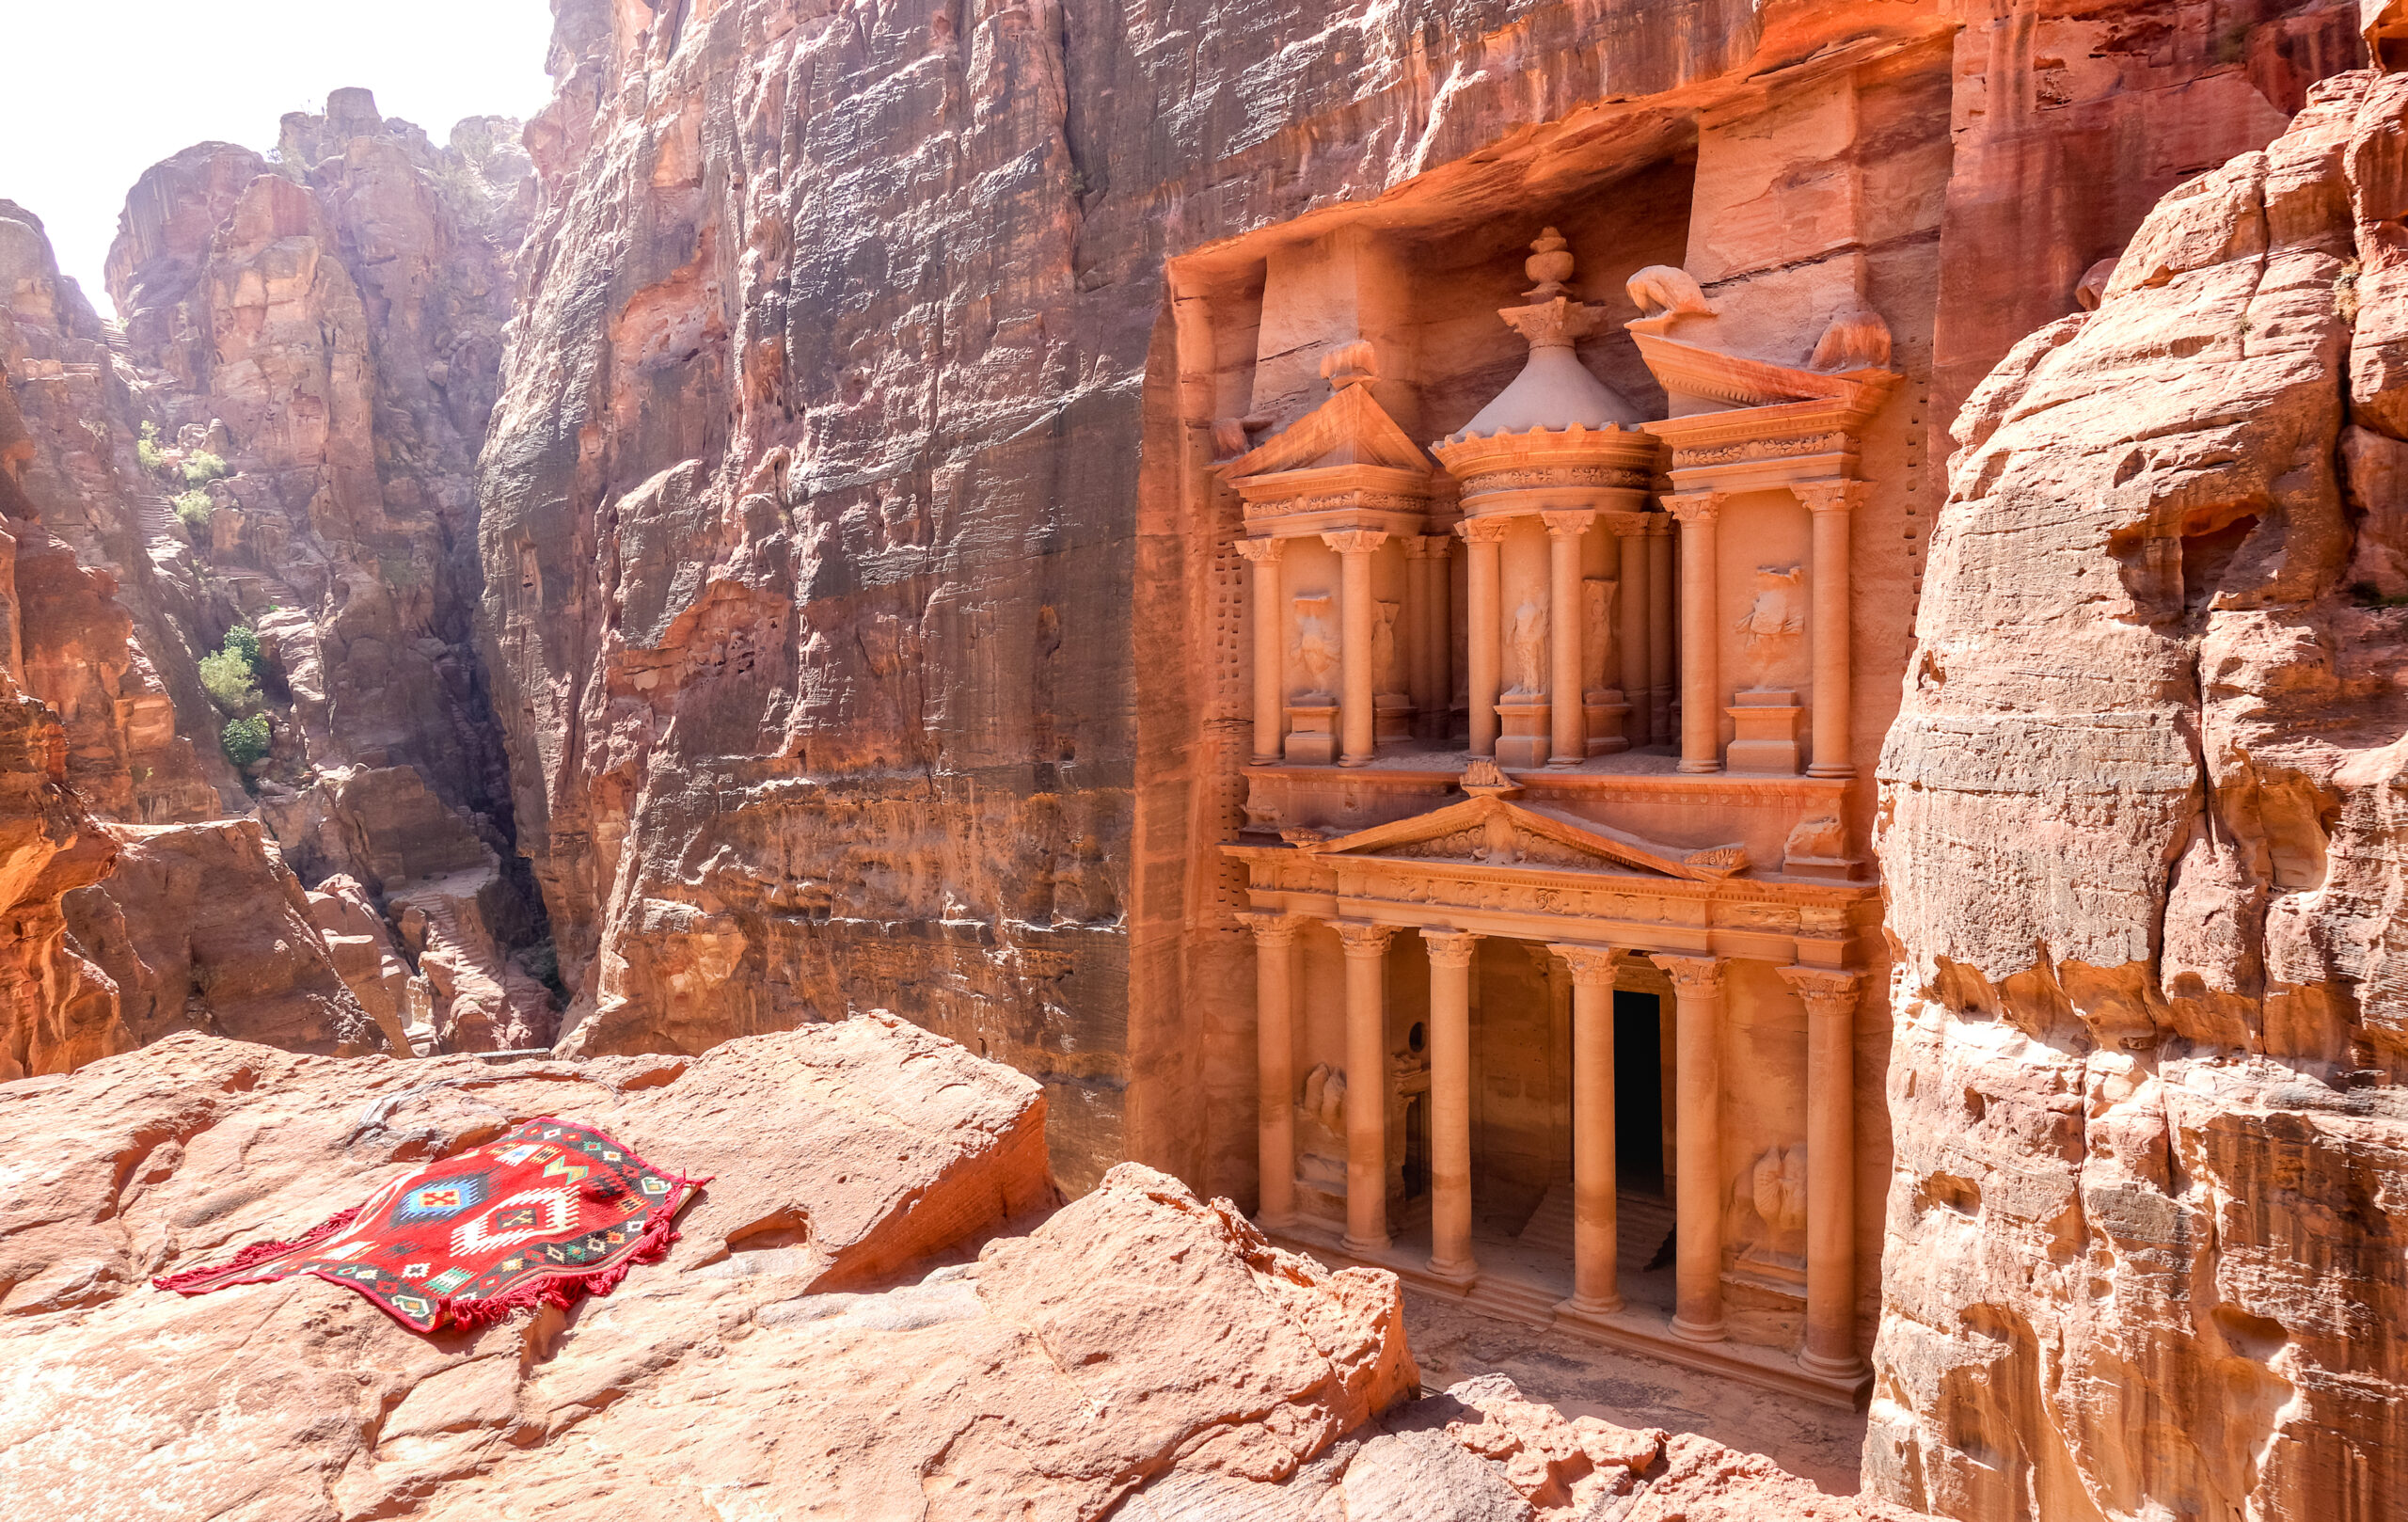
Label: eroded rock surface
xmin=61 ymin=818 xmax=390 ymax=1058
xmin=1871 ymin=67 xmax=2408 ymax=1522
xmin=0 ymin=1009 xmax=1897 ymax=1520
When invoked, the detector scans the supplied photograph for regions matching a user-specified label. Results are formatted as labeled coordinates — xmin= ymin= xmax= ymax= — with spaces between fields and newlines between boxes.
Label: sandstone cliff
xmin=1871 ymin=64 xmax=2408 ymax=1521
xmin=0 ymin=1014 xmax=1894 ymax=1520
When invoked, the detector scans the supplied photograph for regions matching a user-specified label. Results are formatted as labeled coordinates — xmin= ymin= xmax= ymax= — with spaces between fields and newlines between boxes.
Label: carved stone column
xmin=1458 ymin=517 xmax=1513 ymax=756
xmin=1422 ymin=928 xmax=1480 ymax=1283
xmin=1323 ymin=531 xmax=1386 ymax=767
xmin=1337 ymin=921 xmax=1398 ymax=1254
xmin=1647 ymin=522 xmax=1673 ymax=747
xmin=1551 ymin=943 xmax=1625 ymax=1320
xmin=1248 ymin=913 xmax=1303 ymax=1227
xmin=1665 ymin=493 xmax=1724 ymax=773
xmin=1795 ymin=481 xmax=1861 ymax=779
xmin=1781 ymin=964 xmax=1864 ymax=1376
xmin=1236 ymin=538 xmax=1287 ymax=765
xmin=1658 ymin=953 xmax=1727 ymax=1340
xmin=1402 ymin=535 xmax=1440 ymax=736
xmin=1543 ymin=511 xmax=1592 ymax=768
xmin=1618 ymin=523 xmax=1648 ymax=740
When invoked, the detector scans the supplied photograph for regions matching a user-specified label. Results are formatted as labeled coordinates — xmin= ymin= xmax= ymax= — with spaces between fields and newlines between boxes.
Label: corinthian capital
xmin=1243 ymin=912 xmax=1303 ymax=947
xmin=1421 ymin=928 xmax=1479 ymax=968
xmin=1455 ymin=515 xmax=1515 ymax=546
xmin=1322 ymin=530 xmax=1388 ymax=556
xmin=1541 ymin=510 xmax=1595 ymax=541
xmin=1661 ymin=492 xmax=1725 ymax=525
xmin=1655 ymin=953 xmax=1725 ymax=997
xmin=1547 ymin=943 xmax=1624 ymax=986
xmin=1335 ymin=921 xmax=1400 ymax=959
xmin=1777 ymin=964 xmax=1862 ymax=1017
xmin=1791 ymin=480 xmax=1867 ymax=515
xmin=1234 ymin=536 xmax=1287 ymax=564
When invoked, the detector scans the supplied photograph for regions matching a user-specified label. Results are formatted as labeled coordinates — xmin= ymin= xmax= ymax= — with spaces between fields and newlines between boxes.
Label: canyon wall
xmin=1869 ymin=61 xmax=2408 ymax=1522
xmin=0 ymin=92 xmax=548 ymax=1071
xmin=478 ymin=0 xmax=2370 ymax=1199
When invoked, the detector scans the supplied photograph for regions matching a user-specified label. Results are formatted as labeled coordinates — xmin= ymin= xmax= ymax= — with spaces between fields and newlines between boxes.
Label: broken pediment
xmin=1298 ymin=793 xmax=1746 ymax=881
xmin=1218 ymin=374 xmax=1434 ymax=483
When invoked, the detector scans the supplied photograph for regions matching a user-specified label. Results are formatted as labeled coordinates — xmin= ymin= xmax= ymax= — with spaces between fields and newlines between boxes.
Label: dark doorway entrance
xmin=1403 ymin=1092 xmax=1430 ymax=1199
xmin=1614 ymin=990 xmax=1664 ymax=1195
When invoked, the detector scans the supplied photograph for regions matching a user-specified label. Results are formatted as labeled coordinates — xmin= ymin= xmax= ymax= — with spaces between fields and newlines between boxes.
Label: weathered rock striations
xmin=1870 ymin=67 xmax=2408 ymax=1521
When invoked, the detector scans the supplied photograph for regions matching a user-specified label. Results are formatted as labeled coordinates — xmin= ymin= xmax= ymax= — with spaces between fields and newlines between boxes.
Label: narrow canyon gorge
xmin=1 ymin=0 xmax=2404 ymax=1517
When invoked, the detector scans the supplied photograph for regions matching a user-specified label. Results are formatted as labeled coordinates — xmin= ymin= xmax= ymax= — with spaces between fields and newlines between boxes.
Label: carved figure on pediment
xmin=1810 ymin=301 xmax=1893 ymax=372
xmin=1373 ymin=599 xmax=1403 ymax=696
xmin=1626 ymin=264 xmax=1713 ymax=320
xmin=1734 ymin=564 xmax=1806 ymax=648
xmin=1507 ymin=600 xmax=1548 ymax=696
xmin=1293 ymin=595 xmax=1338 ymax=699
xmin=1583 ymin=578 xmax=1617 ymax=693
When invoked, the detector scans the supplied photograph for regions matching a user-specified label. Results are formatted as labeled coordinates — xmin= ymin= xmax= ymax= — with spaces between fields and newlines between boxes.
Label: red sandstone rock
xmin=0 ymin=1014 xmax=1440 ymax=1521
xmin=61 ymin=818 xmax=389 ymax=1058
xmin=1872 ymin=66 xmax=2408 ymax=1522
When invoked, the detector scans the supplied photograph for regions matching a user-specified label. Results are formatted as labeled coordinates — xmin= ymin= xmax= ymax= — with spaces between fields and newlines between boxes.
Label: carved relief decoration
xmin=1734 ymin=564 xmax=1806 ymax=648
xmin=1507 ymin=601 xmax=1549 ymax=696
xmin=1583 ymin=579 xmax=1618 ymax=692
xmin=1292 ymin=595 xmax=1338 ymax=699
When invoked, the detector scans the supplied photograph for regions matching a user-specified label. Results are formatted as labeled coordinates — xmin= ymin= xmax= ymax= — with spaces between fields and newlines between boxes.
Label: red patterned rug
xmin=153 ymin=1117 xmax=706 ymax=1331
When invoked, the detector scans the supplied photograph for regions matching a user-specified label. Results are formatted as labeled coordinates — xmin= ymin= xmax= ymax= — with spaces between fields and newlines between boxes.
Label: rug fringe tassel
xmin=150 ymin=1205 xmax=367 ymax=1294
xmin=439 ymin=1203 xmax=687 ymax=1330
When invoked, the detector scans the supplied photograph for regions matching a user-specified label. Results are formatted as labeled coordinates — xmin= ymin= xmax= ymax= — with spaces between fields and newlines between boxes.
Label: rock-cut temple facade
xmin=1175 ymin=57 xmax=1932 ymax=1404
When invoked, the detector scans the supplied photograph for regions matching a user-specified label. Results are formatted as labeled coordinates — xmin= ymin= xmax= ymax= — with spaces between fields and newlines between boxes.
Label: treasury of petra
xmin=1213 ymin=223 xmax=1893 ymax=1400
xmin=5 ymin=0 xmax=2408 ymax=1516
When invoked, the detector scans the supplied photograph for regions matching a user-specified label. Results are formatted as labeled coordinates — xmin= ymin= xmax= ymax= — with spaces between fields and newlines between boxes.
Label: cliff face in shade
xmin=1869 ymin=67 xmax=2408 ymax=1522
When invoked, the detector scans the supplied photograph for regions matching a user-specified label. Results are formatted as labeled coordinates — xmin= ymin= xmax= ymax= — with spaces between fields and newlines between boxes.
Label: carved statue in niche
xmin=1507 ymin=599 xmax=1548 ymax=695
xmin=1293 ymin=594 xmax=1338 ymax=699
xmin=1373 ymin=599 xmax=1403 ymax=695
xmin=1751 ymin=1143 xmax=1808 ymax=1233
xmin=1583 ymin=578 xmax=1617 ymax=693
xmin=1734 ymin=564 xmax=1806 ymax=650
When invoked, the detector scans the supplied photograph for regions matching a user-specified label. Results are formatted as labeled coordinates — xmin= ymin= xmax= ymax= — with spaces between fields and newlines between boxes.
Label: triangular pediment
xmin=1301 ymin=795 xmax=1745 ymax=881
xmin=1219 ymin=384 xmax=1433 ymax=481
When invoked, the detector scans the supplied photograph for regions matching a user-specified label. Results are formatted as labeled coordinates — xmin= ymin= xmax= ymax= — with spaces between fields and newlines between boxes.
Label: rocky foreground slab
xmin=0 ymin=1014 xmax=1904 ymax=1519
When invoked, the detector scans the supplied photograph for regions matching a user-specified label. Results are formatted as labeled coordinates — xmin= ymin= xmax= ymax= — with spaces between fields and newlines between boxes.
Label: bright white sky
xmin=2 ymin=0 xmax=557 ymax=308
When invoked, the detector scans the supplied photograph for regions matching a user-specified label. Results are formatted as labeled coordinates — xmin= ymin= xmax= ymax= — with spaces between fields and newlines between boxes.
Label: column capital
xmin=1541 ymin=510 xmax=1595 ymax=540
xmin=1547 ymin=943 xmax=1625 ymax=986
xmin=1455 ymin=515 xmax=1515 ymax=546
xmin=1661 ymin=491 xmax=1726 ymax=525
xmin=1421 ymin=927 xmax=1480 ymax=968
xmin=1233 ymin=535 xmax=1287 ymax=564
xmin=1421 ymin=532 xmax=1457 ymax=557
xmin=1322 ymin=529 xmax=1388 ymax=556
xmin=1335 ymin=920 xmax=1400 ymax=959
xmin=1792 ymin=479 xmax=1867 ymax=515
xmin=1655 ymin=953 xmax=1726 ymax=996
xmin=1242 ymin=912 xmax=1303 ymax=947
xmin=1778 ymin=964 xmax=1863 ymax=1017
xmin=1402 ymin=534 xmax=1443 ymax=560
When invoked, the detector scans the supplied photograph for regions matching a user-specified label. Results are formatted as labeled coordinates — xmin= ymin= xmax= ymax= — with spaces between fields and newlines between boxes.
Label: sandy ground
xmin=1399 ymin=1286 xmax=1871 ymax=1496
